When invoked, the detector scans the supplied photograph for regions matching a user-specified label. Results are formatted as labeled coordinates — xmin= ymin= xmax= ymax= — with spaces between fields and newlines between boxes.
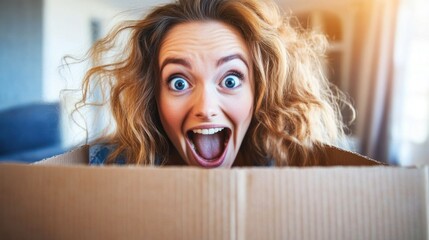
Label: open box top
xmin=0 ymin=146 xmax=427 ymax=239
xmin=32 ymin=144 xmax=383 ymax=166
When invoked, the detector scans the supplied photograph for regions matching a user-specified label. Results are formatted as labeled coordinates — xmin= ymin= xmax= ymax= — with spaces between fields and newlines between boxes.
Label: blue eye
xmin=168 ymin=77 xmax=189 ymax=91
xmin=220 ymin=74 xmax=242 ymax=89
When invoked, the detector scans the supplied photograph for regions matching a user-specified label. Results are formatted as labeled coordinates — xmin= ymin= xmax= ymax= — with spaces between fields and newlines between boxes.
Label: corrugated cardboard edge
xmin=33 ymin=145 xmax=89 ymax=165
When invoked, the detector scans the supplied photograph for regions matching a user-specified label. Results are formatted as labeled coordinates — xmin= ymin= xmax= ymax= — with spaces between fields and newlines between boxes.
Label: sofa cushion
xmin=0 ymin=102 xmax=61 ymax=155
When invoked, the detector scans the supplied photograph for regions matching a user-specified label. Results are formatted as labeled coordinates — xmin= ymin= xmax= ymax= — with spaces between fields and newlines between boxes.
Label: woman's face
xmin=157 ymin=21 xmax=254 ymax=168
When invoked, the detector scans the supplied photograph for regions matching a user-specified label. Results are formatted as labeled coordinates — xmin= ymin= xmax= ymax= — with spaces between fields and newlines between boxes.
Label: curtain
xmin=349 ymin=0 xmax=399 ymax=163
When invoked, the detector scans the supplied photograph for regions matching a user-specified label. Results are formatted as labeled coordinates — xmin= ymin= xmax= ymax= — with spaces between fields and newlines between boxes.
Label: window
xmin=394 ymin=0 xmax=429 ymax=144
xmin=392 ymin=0 xmax=429 ymax=165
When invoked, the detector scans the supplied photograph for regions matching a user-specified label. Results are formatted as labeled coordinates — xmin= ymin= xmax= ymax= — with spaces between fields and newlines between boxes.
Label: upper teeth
xmin=192 ymin=128 xmax=224 ymax=135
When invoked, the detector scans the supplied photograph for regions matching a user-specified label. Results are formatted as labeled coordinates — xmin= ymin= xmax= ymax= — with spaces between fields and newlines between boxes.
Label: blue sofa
xmin=0 ymin=102 xmax=66 ymax=163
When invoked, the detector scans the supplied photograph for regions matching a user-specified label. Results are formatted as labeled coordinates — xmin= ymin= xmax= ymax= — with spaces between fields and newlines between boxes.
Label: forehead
xmin=159 ymin=21 xmax=250 ymax=64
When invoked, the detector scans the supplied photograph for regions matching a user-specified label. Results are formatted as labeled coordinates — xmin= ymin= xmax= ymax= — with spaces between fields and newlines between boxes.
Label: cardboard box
xmin=0 ymin=146 xmax=427 ymax=239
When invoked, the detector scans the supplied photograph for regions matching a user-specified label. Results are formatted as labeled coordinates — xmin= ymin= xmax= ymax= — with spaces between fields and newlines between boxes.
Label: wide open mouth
xmin=186 ymin=127 xmax=231 ymax=167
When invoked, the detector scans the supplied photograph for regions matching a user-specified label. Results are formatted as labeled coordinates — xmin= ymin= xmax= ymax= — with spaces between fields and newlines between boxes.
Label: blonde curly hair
xmin=76 ymin=0 xmax=352 ymax=166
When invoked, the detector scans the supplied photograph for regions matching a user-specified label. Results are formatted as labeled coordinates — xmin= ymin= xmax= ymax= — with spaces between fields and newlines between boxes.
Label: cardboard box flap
xmin=322 ymin=145 xmax=383 ymax=166
xmin=241 ymin=167 xmax=427 ymax=240
xmin=0 ymin=164 xmax=427 ymax=239
xmin=34 ymin=145 xmax=89 ymax=165
xmin=0 ymin=164 xmax=238 ymax=239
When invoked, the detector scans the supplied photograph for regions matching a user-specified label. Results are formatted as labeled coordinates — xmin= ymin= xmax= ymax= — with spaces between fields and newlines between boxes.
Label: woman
xmin=79 ymin=0 xmax=364 ymax=167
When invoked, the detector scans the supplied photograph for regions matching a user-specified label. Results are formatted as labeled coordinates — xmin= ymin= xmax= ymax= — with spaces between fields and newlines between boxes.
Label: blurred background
xmin=0 ymin=0 xmax=428 ymax=166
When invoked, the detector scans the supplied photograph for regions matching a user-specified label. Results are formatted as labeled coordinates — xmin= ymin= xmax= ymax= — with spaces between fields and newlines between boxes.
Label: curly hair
xmin=76 ymin=0 xmax=352 ymax=166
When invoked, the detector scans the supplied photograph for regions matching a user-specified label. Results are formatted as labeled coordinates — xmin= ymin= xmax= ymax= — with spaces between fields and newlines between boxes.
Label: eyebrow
xmin=160 ymin=53 xmax=249 ymax=73
xmin=160 ymin=58 xmax=192 ymax=73
xmin=217 ymin=54 xmax=249 ymax=70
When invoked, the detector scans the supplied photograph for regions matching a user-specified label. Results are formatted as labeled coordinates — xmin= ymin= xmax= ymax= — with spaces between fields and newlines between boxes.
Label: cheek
xmin=157 ymin=95 xmax=186 ymax=136
xmin=227 ymin=91 xmax=254 ymax=127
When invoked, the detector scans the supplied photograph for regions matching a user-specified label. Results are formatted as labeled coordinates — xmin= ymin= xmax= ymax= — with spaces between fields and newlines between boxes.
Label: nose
xmin=193 ymin=87 xmax=219 ymax=120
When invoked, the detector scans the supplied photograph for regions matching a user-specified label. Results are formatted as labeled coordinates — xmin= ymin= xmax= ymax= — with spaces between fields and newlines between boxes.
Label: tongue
xmin=193 ymin=132 xmax=224 ymax=160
